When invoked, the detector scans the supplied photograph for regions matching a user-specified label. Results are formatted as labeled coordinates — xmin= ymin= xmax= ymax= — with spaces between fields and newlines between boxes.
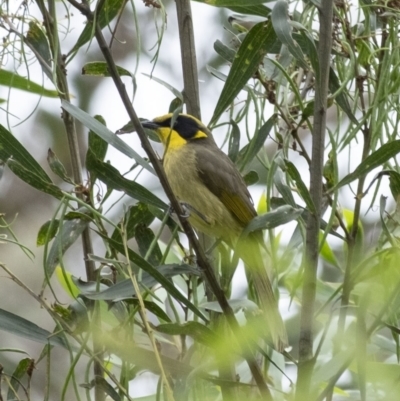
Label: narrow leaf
xmin=142 ymin=73 xmax=183 ymax=100
xmin=45 ymin=211 xmax=90 ymax=277
xmin=211 ymin=21 xmax=277 ymax=124
xmin=37 ymin=219 xmax=60 ymax=247
xmin=333 ymin=140 xmax=400 ymax=190
xmin=7 ymin=358 xmax=33 ymax=401
xmin=0 ymin=70 xmax=57 ymax=97
xmin=125 ymin=299 xmax=171 ymax=323
xmin=82 ymin=61 xmax=132 ymax=77
xmin=273 ymin=167 xmax=297 ymax=207
xmin=135 ymin=225 xmax=162 ymax=266
xmin=237 ymin=115 xmax=275 ymax=169
xmin=271 ymin=1 xmax=309 ymax=70
xmin=193 ymin=0 xmax=268 ymax=6
xmin=284 ymin=160 xmax=316 ymax=213
xmin=86 ymin=115 xmax=109 ymax=185
xmin=228 ymin=119 xmax=241 ymax=162
xmin=93 ymin=236 xmax=207 ymax=321
xmin=214 ymin=40 xmax=236 ymax=63
xmin=47 ymin=148 xmax=73 ymax=184
xmin=25 ymin=21 xmax=53 ymax=80
xmin=7 ymin=159 xmax=63 ymax=199
xmin=388 ymin=170 xmax=400 ymax=200
xmin=156 ymin=322 xmax=217 ymax=347
xmin=227 ymin=5 xmax=271 ymax=17
xmin=88 ymin=115 xmax=108 ymax=162
xmin=86 ymin=156 xmax=167 ymax=210
xmin=61 ymin=100 xmax=155 ymax=175
xmin=243 ymin=205 xmax=303 ymax=234
xmin=0 ymin=308 xmax=67 ymax=348
xmin=0 ymin=124 xmax=52 ymax=182
xmin=77 ymin=264 xmax=200 ymax=301
xmin=111 ymin=203 xmax=155 ymax=242
xmin=329 ymin=68 xmax=358 ymax=124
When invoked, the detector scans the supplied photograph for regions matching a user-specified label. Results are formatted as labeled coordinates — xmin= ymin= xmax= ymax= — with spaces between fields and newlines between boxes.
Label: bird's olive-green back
xmin=190 ymin=137 xmax=257 ymax=227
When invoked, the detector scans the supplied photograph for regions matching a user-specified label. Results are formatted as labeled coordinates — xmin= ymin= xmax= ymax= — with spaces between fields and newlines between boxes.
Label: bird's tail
xmin=238 ymin=235 xmax=288 ymax=352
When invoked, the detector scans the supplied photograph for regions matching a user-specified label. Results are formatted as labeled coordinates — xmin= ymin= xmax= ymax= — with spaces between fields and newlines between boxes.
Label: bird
xmin=142 ymin=113 xmax=287 ymax=350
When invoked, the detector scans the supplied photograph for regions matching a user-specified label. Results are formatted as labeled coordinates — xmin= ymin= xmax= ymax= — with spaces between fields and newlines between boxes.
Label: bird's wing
xmin=193 ymin=141 xmax=256 ymax=226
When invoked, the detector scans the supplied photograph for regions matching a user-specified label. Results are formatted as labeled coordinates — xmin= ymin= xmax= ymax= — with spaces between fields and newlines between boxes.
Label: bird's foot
xmin=168 ymin=202 xmax=191 ymax=219
xmin=169 ymin=202 xmax=210 ymax=224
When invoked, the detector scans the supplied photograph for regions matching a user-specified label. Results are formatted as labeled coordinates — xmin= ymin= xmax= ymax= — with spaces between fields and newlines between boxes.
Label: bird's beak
xmin=141 ymin=120 xmax=160 ymax=130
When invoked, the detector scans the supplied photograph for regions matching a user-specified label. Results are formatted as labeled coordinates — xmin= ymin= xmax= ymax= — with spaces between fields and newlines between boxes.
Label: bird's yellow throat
xmin=155 ymin=126 xmax=207 ymax=150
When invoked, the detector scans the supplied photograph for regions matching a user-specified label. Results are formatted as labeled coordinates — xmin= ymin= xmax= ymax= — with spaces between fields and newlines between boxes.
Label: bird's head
xmin=142 ymin=114 xmax=211 ymax=149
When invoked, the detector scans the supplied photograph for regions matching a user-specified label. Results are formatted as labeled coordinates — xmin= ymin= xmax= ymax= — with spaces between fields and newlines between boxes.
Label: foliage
xmin=1 ymin=0 xmax=400 ymax=400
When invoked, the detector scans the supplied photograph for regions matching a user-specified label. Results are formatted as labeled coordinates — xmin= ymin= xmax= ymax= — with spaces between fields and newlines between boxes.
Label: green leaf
xmin=86 ymin=156 xmax=167 ymax=210
xmin=211 ymin=21 xmax=277 ymax=124
xmin=214 ymin=40 xmax=236 ymax=63
xmin=47 ymin=148 xmax=74 ymax=184
xmin=25 ymin=21 xmax=53 ymax=81
xmin=111 ymin=203 xmax=155 ymax=242
xmin=329 ymin=68 xmax=358 ymax=125
xmin=135 ymin=225 xmax=162 ymax=266
xmin=86 ymin=115 xmax=109 ymax=185
xmin=61 ymin=100 xmax=155 ymax=175
xmin=193 ymin=0 xmax=268 ymax=6
xmin=105 ymin=340 xmax=195 ymax=376
xmin=201 ymin=298 xmax=259 ymax=313
xmin=77 ymin=264 xmax=200 ymax=301
xmin=7 ymin=159 xmax=63 ymax=199
xmin=37 ymin=219 xmax=60 ymax=247
xmin=311 ymin=350 xmax=351 ymax=386
xmin=228 ymin=119 xmax=241 ymax=162
xmin=0 ymin=70 xmax=58 ymax=97
xmin=82 ymin=61 xmax=132 ymax=77
xmin=45 ymin=210 xmax=90 ymax=277
xmin=125 ymin=299 xmax=171 ymax=323
xmin=67 ymin=0 xmax=126 ymax=58
xmin=87 ymin=377 xmax=121 ymax=401
xmin=388 ymin=171 xmax=400 ymax=200
xmin=156 ymin=322 xmax=217 ymax=347
xmin=84 ymin=236 xmax=207 ymax=322
xmin=333 ymin=140 xmax=400 ymax=190
xmin=243 ymin=205 xmax=303 ymax=234
xmin=300 ymin=100 xmax=315 ymax=124
xmin=88 ymin=115 xmax=108 ymax=162
xmin=226 ymin=5 xmax=271 ymax=18
xmin=0 ymin=124 xmax=53 ymax=182
xmin=237 ymin=115 xmax=275 ymax=169
xmin=284 ymin=160 xmax=316 ymax=213
xmin=169 ymin=97 xmax=184 ymax=114
xmin=243 ymin=170 xmax=259 ymax=186
xmin=319 ymin=232 xmax=339 ymax=267
xmin=271 ymin=1 xmax=309 ymax=70
xmin=142 ymin=74 xmax=183 ymax=101
xmin=299 ymin=30 xmax=319 ymax=79
xmin=7 ymin=358 xmax=33 ymax=401
xmin=273 ymin=168 xmax=296 ymax=207
xmin=0 ymin=308 xmax=68 ymax=348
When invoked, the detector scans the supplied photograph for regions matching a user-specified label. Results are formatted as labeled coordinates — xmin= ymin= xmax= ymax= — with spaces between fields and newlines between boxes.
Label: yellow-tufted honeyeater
xmin=142 ymin=114 xmax=287 ymax=350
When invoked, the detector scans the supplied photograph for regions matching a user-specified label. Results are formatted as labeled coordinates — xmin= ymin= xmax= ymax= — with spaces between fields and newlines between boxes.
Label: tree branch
xmin=296 ymin=1 xmax=334 ymax=399
xmin=175 ymin=0 xmax=201 ymax=119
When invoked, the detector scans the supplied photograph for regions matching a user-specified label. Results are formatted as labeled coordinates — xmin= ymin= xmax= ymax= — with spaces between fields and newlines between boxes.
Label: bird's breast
xmin=163 ymin=146 xmax=242 ymax=240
